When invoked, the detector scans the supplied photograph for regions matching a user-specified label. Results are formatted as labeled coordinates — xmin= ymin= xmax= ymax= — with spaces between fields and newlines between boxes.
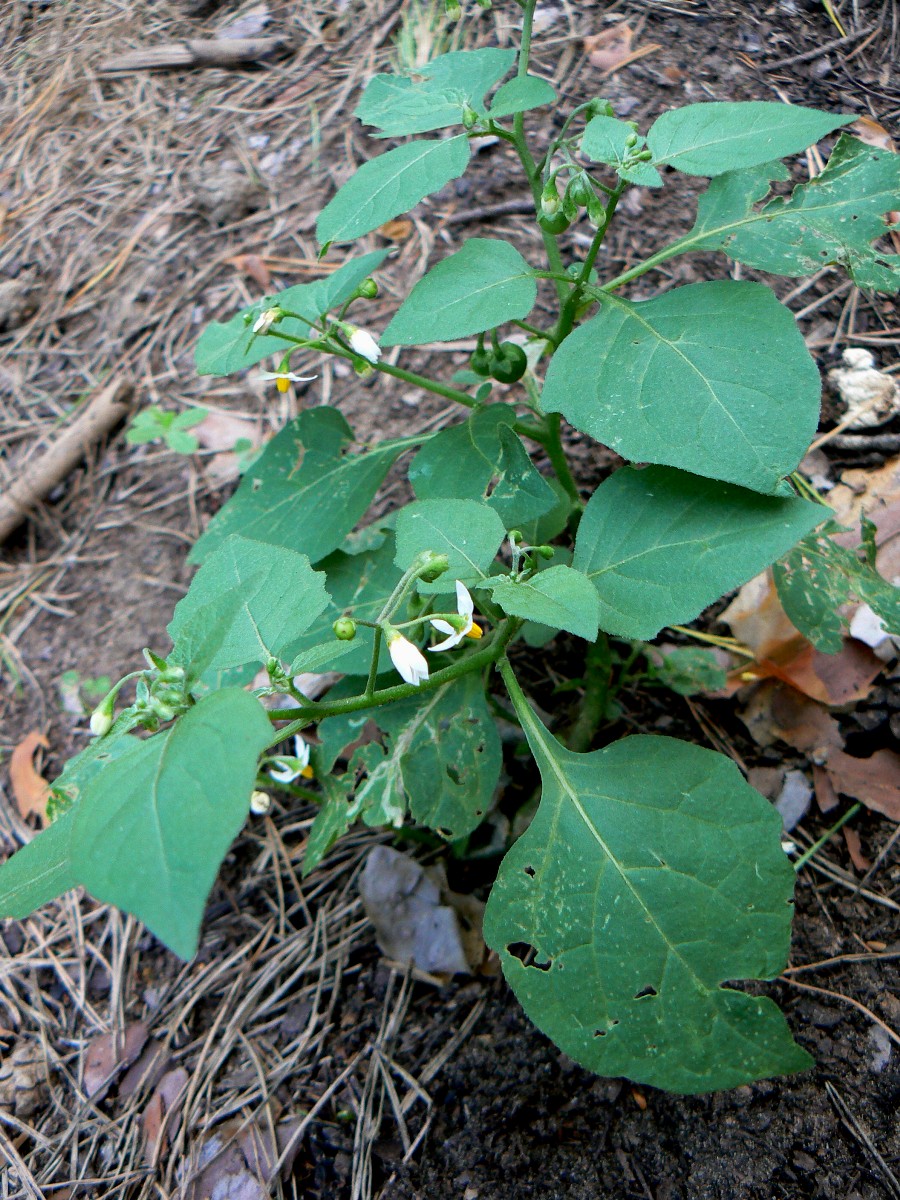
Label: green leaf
xmin=317 ymin=137 xmax=471 ymax=245
xmin=355 ymin=48 xmax=516 ymax=137
xmin=190 ymin=409 xmax=406 ymax=566
xmin=773 ymin=525 xmax=900 ymax=654
xmin=543 ymin=281 xmax=821 ymax=493
xmin=648 ymin=647 xmax=728 ymax=697
xmin=483 ymin=684 xmax=813 ymax=1093
xmin=168 ymin=536 xmax=329 ymax=674
xmin=687 ymin=136 xmax=900 ymax=290
xmin=409 ymin=406 xmax=556 ymax=528
xmin=647 ymin=101 xmax=853 ymax=176
xmin=582 ymin=116 xmax=663 ymax=189
xmin=303 ymin=774 xmax=366 ymax=875
xmin=383 ymin=239 xmax=537 ymax=345
xmin=72 ymin=690 xmax=271 ymax=960
xmin=488 ymin=565 xmax=600 ymax=640
xmin=573 ymin=466 xmax=824 ymax=639
xmin=195 ymin=250 xmax=389 ymax=375
xmin=488 ymin=74 xmax=556 ymax=119
xmin=395 ymin=499 xmax=506 ymax=586
xmin=317 ymin=674 xmax=502 ymax=840
xmin=0 ymin=809 xmax=79 ymax=919
xmin=286 ymin=534 xmax=405 ymax=675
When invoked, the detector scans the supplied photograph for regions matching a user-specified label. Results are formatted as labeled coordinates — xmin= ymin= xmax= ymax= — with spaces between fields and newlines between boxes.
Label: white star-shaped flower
xmin=386 ymin=629 xmax=429 ymax=686
xmin=429 ymin=582 xmax=483 ymax=652
xmin=259 ymin=369 xmax=317 ymax=393
xmin=268 ymin=736 xmax=314 ymax=784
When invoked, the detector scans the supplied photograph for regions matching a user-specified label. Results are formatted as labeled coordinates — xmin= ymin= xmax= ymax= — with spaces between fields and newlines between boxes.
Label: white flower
xmin=268 ymin=736 xmax=314 ymax=784
xmin=250 ymin=790 xmax=272 ymax=815
xmin=252 ymin=308 xmax=281 ymax=335
xmin=259 ymin=369 xmax=317 ymax=394
xmin=429 ymin=581 xmax=483 ymax=652
xmin=348 ymin=326 xmax=381 ymax=364
xmin=386 ymin=629 xmax=429 ymax=686
xmin=89 ymin=707 xmax=114 ymax=737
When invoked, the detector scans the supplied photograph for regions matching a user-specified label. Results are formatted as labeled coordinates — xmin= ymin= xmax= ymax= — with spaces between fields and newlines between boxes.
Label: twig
xmin=825 ymin=1082 xmax=900 ymax=1200
xmin=98 ymin=37 xmax=291 ymax=74
xmin=762 ymin=23 xmax=877 ymax=69
xmin=780 ymin=976 xmax=900 ymax=1048
xmin=0 ymin=377 xmax=134 ymax=544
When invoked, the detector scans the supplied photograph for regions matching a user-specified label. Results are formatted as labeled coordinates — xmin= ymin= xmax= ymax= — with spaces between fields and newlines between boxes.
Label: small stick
xmin=0 ymin=377 xmax=134 ymax=543
xmin=98 ymin=37 xmax=290 ymax=74
xmin=762 ymin=23 xmax=877 ymax=70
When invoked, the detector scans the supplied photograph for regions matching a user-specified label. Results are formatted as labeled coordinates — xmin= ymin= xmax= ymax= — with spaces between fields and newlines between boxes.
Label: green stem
xmin=266 ymin=620 xmax=521 ymax=735
xmin=555 ymin=182 xmax=625 ymax=342
xmin=793 ymin=803 xmax=862 ymax=872
xmin=566 ymin=635 xmax=612 ymax=753
xmin=313 ymin=341 xmax=481 ymax=411
xmin=364 ymin=626 xmax=383 ymax=698
xmin=497 ymin=656 xmax=544 ymax=749
xmin=544 ymin=412 xmax=580 ymax=503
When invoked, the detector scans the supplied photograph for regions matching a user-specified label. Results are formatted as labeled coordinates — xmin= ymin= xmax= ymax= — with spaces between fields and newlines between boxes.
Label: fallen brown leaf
xmin=0 ymin=1041 xmax=49 ymax=1118
xmin=379 ymin=217 xmax=413 ymax=241
xmin=174 ymin=1109 xmax=303 ymax=1198
xmin=9 ymin=731 xmax=50 ymax=824
xmin=144 ymin=1066 xmax=188 ymax=1165
xmin=226 ymin=253 xmax=271 ymax=291
xmin=83 ymin=1021 xmax=148 ymax=1099
xmin=741 ymin=680 xmax=843 ymax=758
xmin=583 ymin=22 xmax=661 ymax=74
xmin=825 ymin=748 xmax=900 ymax=822
xmin=194 ymin=409 xmax=263 ymax=485
xmin=843 ymin=826 xmax=871 ymax=871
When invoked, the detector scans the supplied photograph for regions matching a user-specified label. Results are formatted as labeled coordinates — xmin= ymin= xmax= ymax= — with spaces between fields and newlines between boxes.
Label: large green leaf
xmin=543 ymin=281 xmax=821 ymax=494
xmin=0 ymin=692 xmax=271 ymax=960
xmin=168 ymin=536 xmax=329 ymax=673
xmin=488 ymin=565 xmax=600 ymax=640
xmin=190 ymin=409 xmax=406 ymax=566
xmin=573 ymin=466 xmax=824 ymax=639
xmin=383 ymin=239 xmax=537 ymax=345
xmin=317 ymin=136 xmax=471 ymax=245
xmin=355 ymin=48 xmax=516 ymax=137
xmin=395 ymin=498 xmax=506 ymax=586
xmin=685 ymin=136 xmax=900 ymax=290
xmin=483 ymin=680 xmax=813 ymax=1093
xmin=774 ymin=524 xmax=900 ymax=654
xmin=194 ymin=250 xmax=389 ymax=375
xmin=409 ymin=406 xmax=556 ymax=528
xmin=647 ymin=101 xmax=852 ymax=176
xmin=287 ymin=534 xmax=405 ymax=676
xmin=72 ymin=690 xmax=271 ymax=960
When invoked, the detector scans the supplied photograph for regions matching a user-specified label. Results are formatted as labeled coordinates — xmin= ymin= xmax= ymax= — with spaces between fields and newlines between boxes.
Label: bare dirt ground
xmin=1 ymin=1 xmax=899 ymax=1197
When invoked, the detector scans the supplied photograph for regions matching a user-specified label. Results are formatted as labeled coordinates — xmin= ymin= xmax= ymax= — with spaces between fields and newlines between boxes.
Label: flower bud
xmin=533 ymin=544 xmax=555 ymax=560
xmin=416 ymin=551 xmax=450 ymax=582
xmin=586 ymin=98 xmax=615 ymax=120
xmin=333 ymin=617 xmax=358 ymax=641
xmin=253 ymin=307 xmax=282 ymax=335
xmin=356 ymin=277 xmax=378 ymax=299
xmin=347 ymin=326 xmax=381 ymax=364
xmin=250 ymin=790 xmax=271 ymax=815
xmin=89 ymin=704 xmax=114 ymax=738
xmin=462 ymin=105 xmax=479 ymax=130
xmin=624 ymin=131 xmax=639 ymax=148
xmin=508 ymin=529 xmax=523 ymax=544
xmin=540 ymin=182 xmax=561 ymax=216
xmin=445 ymin=0 xmax=462 ymax=17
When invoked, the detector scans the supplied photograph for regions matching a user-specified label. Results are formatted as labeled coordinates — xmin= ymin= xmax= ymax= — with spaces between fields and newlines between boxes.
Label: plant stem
xmin=793 ymin=803 xmax=862 ymax=872
xmin=364 ymin=627 xmax=382 ymax=698
xmin=266 ymin=620 xmax=521 ymax=739
xmin=543 ymin=412 xmax=580 ymax=503
xmin=567 ymin=635 xmax=612 ymax=753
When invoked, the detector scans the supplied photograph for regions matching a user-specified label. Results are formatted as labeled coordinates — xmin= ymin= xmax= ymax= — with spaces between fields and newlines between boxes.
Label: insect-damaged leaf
xmin=484 ymin=672 xmax=813 ymax=1093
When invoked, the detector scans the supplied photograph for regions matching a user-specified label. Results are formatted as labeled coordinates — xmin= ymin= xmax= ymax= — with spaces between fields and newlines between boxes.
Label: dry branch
xmin=0 ymin=377 xmax=134 ymax=543
xmin=98 ymin=37 xmax=291 ymax=73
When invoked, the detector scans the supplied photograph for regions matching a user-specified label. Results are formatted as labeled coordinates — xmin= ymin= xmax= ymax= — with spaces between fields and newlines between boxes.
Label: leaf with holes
xmin=189 ymin=409 xmax=407 ymax=566
xmin=383 ymin=239 xmax=537 ymax=345
xmin=687 ymin=136 xmax=900 ymax=291
xmin=195 ymin=250 xmax=389 ymax=375
xmin=484 ymin=673 xmax=813 ymax=1093
xmin=355 ymin=48 xmax=516 ymax=137
xmin=573 ymin=466 xmax=823 ymax=639
xmin=773 ymin=525 xmax=900 ymax=654
xmin=317 ymin=136 xmax=471 ymax=245
xmin=317 ymin=673 xmax=501 ymax=840
xmin=543 ymin=281 xmax=821 ymax=493
xmin=646 ymin=101 xmax=853 ymax=176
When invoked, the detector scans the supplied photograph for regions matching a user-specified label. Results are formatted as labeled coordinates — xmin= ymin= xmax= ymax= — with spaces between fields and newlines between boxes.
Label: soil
xmin=1 ymin=1 xmax=899 ymax=1198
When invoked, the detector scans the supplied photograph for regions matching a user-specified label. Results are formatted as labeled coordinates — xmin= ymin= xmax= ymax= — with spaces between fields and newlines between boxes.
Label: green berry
xmin=490 ymin=343 xmax=528 ymax=384
xmin=538 ymin=210 xmax=571 ymax=235
xmin=333 ymin=617 xmax=357 ymax=641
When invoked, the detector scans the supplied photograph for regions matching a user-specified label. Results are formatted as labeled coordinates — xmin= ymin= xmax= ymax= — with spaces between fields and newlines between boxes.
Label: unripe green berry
xmin=490 ymin=343 xmax=528 ymax=384
xmin=533 ymin=545 xmax=555 ymax=560
xmin=470 ymin=345 xmax=492 ymax=376
xmin=333 ymin=617 xmax=358 ymax=641
xmin=567 ymin=175 xmax=594 ymax=208
xmin=538 ymin=210 xmax=571 ymax=235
